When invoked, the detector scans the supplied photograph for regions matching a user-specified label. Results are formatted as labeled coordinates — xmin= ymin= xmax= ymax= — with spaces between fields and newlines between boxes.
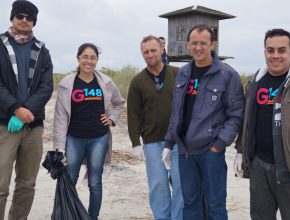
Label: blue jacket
xmin=165 ymin=52 xmax=244 ymax=155
xmin=161 ymin=49 xmax=169 ymax=65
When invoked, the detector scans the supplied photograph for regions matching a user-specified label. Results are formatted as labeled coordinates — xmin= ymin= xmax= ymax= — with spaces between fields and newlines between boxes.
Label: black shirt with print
xmin=68 ymin=76 xmax=108 ymax=138
xmin=255 ymin=72 xmax=287 ymax=164
xmin=180 ymin=64 xmax=210 ymax=136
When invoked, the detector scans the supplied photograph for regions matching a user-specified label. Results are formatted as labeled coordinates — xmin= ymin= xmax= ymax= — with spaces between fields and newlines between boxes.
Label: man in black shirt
xmin=235 ymin=29 xmax=290 ymax=220
xmin=164 ymin=25 xmax=244 ymax=220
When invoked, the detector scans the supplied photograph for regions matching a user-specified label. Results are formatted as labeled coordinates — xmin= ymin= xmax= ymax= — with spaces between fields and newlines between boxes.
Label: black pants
xmin=250 ymin=157 xmax=290 ymax=220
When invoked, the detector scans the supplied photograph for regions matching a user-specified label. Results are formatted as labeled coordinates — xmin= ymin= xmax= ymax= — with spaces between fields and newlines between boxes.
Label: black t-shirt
xmin=255 ymin=71 xmax=287 ymax=163
xmin=10 ymin=38 xmax=32 ymax=102
xmin=180 ymin=64 xmax=210 ymax=136
xmin=68 ymin=76 xmax=108 ymax=138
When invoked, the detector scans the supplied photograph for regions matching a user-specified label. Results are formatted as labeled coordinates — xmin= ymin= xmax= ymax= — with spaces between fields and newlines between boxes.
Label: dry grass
xmin=112 ymin=150 xmax=138 ymax=165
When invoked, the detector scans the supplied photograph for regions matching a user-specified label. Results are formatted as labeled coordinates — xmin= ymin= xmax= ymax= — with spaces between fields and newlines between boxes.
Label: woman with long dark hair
xmin=53 ymin=43 xmax=124 ymax=219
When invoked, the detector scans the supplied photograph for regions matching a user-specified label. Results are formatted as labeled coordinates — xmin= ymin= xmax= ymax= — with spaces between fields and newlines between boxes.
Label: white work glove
xmin=233 ymin=153 xmax=243 ymax=178
xmin=132 ymin=145 xmax=146 ymax=161
xmin=56 ymin=149 xmax=67 ymax=166
xmin=162 ymin=148 xmax=172 ymax=170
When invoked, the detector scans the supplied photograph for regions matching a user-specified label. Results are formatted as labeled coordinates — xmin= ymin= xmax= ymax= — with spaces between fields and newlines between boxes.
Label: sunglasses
xmin=154 ymin=77 xmax=164 ymax=91
xmin=15 ymin=14 xmax=34 ymax=22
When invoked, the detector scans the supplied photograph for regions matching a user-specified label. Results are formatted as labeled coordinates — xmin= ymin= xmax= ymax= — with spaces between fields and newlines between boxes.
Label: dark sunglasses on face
xmin=15 ymin=13 xmax=34 ymax=22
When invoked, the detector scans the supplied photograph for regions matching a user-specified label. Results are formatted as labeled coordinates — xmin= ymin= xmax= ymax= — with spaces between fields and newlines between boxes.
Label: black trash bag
xmin=52 ymin=168 xmax=89 ymax=220
xmin=42 ymin=150 xmax=65 ymax=179
xmin=42 ymin=151 xmax=89 ymax=220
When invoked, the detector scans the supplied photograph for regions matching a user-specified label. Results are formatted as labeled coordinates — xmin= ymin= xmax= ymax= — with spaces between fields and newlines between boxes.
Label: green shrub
xmin=239 ymin=73 xmax=252 ymax=88
xmin=100 ymin=65 xmax=139 ymax=98
xmin=53 ymin=73 xmax=66 ymax=89
xmin=53 ymin=65 xmax=139 ymax=98
xmin=54 ymin=68 xmax=252 ymax=98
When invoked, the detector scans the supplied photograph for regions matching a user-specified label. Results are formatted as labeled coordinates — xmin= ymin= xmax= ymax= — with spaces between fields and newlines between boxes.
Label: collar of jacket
xmin=179 ymin=51 xmax=221 ymax=78
xmin=0 ymin=31 xmax=44 ymax=93
xmin=56 ymin=70 xmax=115 ymax=122
xmin=255 ymin=66 xmax=290 ymax=82
xmin=2 ymin=31 xmax=42 ymax=46
xmin=58 ymin=70 xmax=112 ymax=89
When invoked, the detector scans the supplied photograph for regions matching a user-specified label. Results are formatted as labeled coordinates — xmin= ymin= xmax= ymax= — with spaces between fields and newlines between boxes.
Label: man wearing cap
xmin=0 ymin=0 xmax=53 ymax=219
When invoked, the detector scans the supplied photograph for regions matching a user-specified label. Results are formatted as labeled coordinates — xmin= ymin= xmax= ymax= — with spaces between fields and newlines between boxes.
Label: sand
xmin=4 ymin=93 xmax=282 ymax=220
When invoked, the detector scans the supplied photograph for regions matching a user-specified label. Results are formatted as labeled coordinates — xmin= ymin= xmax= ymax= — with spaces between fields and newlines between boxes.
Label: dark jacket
xmin=165 ymin=52 xmax=244 ymax=155
xmin=235 ymin=67 xmax=290 ymax=183
xmin=0 ymin=32 xmax=53 ymax=127
xmin=161 ymin=49 xmax=169 ymax=65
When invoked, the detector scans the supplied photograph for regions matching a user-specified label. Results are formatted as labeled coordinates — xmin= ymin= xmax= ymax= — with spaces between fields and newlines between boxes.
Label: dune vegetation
xmin=53 ymin=66 xmax=250 ymax=98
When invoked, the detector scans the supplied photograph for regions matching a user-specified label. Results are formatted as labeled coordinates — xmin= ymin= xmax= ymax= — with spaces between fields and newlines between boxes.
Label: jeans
xmin=143 ymin=142 xmax=183 ymax=220
xmin=0 ymin=125 xmax=43 ymax=220
xmin=66 ymin=134 xmax=109 ymax=220
xmin=179 ymin=150 xmax=228 ymax=220
xmin=250 ymin=157 xmax=290 ymax=220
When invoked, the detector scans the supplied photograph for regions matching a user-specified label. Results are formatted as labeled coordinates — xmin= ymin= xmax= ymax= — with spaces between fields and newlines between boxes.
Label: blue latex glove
xmin=8 ymin=116 xmax=24 ymax=133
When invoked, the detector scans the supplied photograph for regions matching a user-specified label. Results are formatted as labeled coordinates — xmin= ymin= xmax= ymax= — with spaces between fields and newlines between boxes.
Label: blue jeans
xmin=179 ymin=150 xmax=228 ymax=220
xmin=65 ymin=134 xmax=109 ymax=220
xmin=143 ymin=142 xmax=183 ymax=220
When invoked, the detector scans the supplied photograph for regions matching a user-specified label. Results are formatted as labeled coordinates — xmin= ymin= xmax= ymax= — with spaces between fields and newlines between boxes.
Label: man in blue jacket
xmin=163 ymin=25 xmax=244 ymax=220
xmin=0 ymin=1 xmax=53 ymax=219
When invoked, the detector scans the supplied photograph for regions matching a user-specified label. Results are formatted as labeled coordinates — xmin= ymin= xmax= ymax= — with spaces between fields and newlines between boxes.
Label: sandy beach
xmin=4 ymin=93 xmax=281 ymax=220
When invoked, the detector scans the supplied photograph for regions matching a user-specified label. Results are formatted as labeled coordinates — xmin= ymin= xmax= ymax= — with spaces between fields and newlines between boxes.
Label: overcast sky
xmin=1 ymin=0 xmax=289 ymax=74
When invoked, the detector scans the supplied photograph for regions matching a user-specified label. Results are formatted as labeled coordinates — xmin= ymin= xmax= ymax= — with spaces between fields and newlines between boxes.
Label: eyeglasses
xmin=15 ymin=13 xmax=34 ymax=22
xmin=190 ymin=41 xmax=211 ymax=47
xmin=79 ymin=55 xmax=98 ymax=62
